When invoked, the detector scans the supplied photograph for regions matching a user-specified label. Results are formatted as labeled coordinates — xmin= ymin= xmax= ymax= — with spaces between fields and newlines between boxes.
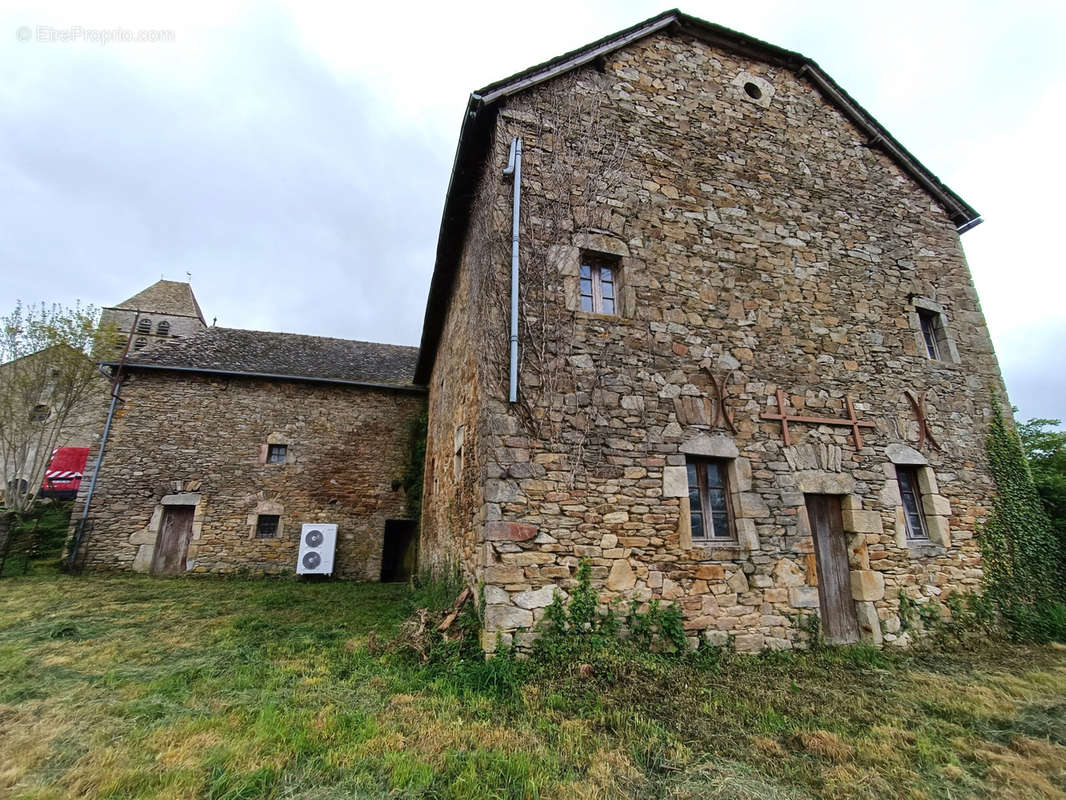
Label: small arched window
xmin=134 ymin=337 xmax=147 ymax=350
xmin=136 ymin=318 xmax=151 ymax=334
xmin=157 ymin=320 xmax=170 ymax=336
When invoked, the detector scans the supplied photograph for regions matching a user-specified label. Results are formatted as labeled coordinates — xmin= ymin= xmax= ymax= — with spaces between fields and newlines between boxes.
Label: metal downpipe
xmin=67 ymin=311 xmax=138 ymax=570
xmin=503 ymin=137 xmax=523 ymax=404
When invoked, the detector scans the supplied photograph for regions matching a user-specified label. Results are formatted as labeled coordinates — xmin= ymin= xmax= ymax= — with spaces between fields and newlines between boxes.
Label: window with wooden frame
xmin=917 ymin=308 xmax=947 ymax=361
xmin=686 ymin=459 xmax=736 ymax=542
xmin=896 ymin=466 xmax=928 ymax=540
xmin=267 ymin=444 xmax=287 ymax=464
xmin=255 ymin=514 xmax=280 ymax=539
xmin=579 ymin=257 xmax=617 ymax=315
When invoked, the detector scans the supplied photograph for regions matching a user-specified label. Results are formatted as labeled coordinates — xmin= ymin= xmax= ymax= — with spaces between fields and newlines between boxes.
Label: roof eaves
xmin=478 ymin=10 xmax=680 ymax=104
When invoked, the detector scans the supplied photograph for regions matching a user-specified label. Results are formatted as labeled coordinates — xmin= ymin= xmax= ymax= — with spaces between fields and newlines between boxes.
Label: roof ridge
xmin=204 ymin=326 xmax=417 ymax=350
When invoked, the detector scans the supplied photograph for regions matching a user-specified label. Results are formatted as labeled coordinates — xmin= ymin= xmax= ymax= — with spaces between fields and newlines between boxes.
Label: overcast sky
xmin=1 ymin=0 xmax=1063 ymax=423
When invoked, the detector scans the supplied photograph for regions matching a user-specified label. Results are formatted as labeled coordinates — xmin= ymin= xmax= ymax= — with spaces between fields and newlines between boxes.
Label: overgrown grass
xmin=2 ymin=569 xmax=1065 ymax=799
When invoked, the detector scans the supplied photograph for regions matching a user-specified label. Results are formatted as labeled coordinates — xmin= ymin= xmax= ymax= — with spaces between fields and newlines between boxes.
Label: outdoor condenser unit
xmin=297 ymin=523 xmax=337 ymax=575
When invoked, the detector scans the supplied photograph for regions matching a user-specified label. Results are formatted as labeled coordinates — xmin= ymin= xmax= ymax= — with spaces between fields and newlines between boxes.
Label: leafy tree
xmin=0 ymin=302 xmax=111 ymax=514
xmin=1017 ymin=416 xmax=1066 ymax=579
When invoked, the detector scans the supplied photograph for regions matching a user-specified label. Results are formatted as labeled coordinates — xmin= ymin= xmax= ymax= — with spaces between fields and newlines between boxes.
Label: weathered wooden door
xmin=152 ymin=505 xmax=194 ymax=576
xmin=804 ymin=494 xmax=859 ymax=644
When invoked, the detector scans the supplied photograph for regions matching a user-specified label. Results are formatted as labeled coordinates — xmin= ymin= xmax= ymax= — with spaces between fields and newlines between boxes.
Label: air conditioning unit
xmin=297 ymin=523 xmax=337 ymax=575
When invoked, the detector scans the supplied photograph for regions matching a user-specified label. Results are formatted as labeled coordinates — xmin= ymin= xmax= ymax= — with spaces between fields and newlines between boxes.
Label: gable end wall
xmin=454 ymin=32 xmax=1006 ymax=651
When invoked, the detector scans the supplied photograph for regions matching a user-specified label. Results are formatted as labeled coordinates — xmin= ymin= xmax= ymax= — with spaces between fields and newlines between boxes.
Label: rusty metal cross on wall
xmin=760 ymin=390 xmax=875 ymax=449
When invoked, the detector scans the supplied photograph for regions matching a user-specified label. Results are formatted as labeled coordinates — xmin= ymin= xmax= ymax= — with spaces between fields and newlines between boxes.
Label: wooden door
xmin=152 ymin=505 xmax=194 ymax=576
xmin=804 ymin=494 xmax=859 ymax=644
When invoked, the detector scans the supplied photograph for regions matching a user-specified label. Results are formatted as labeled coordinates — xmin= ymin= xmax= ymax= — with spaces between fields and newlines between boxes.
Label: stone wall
xmin=99 ymin=308 xmax=205 ymax=357
xmin=453 ymin=32 xmax=1005 ymax=651
xmin=74 ymin=370 xmax=425 ymax=579
xmin=418 ymin=144 xmax=503 ymax=589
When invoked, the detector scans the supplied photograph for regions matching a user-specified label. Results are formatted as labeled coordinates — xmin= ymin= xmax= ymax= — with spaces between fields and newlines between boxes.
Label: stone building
xmin=74 ymin=11 xmax=1010 ymax=651
xmin=73 ymin=321 xmax=424 ymax=579
xmin=414 ymin=10 xmax=1001 ymax=651
xmin=99 ymin=279 xmax=207 ymax=356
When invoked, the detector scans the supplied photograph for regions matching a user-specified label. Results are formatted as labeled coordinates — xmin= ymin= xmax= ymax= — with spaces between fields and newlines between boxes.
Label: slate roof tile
xmin=111 ymin=280 xmax=205 ymax=321
xmin=119 ymin=327 xmax=419 ymax=387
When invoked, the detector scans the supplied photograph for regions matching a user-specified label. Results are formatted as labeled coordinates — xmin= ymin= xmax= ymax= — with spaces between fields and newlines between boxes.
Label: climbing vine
xmin=468 ymin=68 xmax=633 ymax=483
xmin=399 ymin=411 xmax=428 ymax=523
xmin=979 ymin=398 xmax=1065 ymax=640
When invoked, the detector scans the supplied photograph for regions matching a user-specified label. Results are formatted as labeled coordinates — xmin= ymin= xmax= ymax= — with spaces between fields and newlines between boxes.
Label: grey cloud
xmin=0 ymin=8 xmax=449 ymax=345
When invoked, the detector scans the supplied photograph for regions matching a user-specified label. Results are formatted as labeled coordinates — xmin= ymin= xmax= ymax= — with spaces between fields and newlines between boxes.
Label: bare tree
xmin=0 ymin=302 xmax=111 ymax=515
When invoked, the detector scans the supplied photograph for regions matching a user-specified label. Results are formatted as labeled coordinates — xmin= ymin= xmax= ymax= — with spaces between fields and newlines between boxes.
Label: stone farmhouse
xmin=74 ymin=10 xmax=1007 ymax=652
xmin=73 ymin=289 xmax=423 ymax=579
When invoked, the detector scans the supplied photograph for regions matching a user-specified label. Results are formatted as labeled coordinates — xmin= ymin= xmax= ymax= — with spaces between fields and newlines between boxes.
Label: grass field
xmin=1 ymin=569 xmax=1065 ymax=799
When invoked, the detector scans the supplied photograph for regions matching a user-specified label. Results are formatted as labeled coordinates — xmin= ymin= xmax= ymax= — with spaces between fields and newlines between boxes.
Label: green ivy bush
xmin=979 ymin=400 xmax=1066 ymax=642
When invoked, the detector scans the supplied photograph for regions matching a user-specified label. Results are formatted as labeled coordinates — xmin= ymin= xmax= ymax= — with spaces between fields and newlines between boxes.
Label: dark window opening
xmin=579 ymin=258 xmax=617 ymax=315
xmin=267 ymin=444 xmax=287 ymax=463
xmin=255 ymin=514 xmax=280 ymax=539
xmin=918 ymin=309 xmax=947 ymax=360
xmin=30 ymin=404 xmax=51 ymax=422
xmin=157 ymin=320 xmax=170 ymax=336
xmin=744 ymin=81 xmax=763 ymax=99
xmin=136 ymin=318 xmax=151 ymax=334
xmin=896 ymin=466 xmax=928 ymax=540
xmin=133 ymin=337 xmax=147 ymax=350
xmin=687 ymin=459 xmax=736 ymax=541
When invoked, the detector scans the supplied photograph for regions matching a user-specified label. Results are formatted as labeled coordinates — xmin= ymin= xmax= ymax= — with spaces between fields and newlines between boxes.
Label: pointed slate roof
xmin=413 ymin=8 xmax=982 ymax=384
xmin=110 ymin=280 xmax=205 ymax=322
xmin=110 ymin=326 xmax=421 ymax=391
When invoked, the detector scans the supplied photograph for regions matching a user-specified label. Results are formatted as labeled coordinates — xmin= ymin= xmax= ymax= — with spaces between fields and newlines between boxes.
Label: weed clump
xmin=533 ymin=560 xmax=692 ymax=670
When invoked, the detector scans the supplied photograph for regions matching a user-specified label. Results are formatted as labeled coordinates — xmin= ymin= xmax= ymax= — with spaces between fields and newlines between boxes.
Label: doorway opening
xmin=380 ymin=519 xmax=416 ymax=582
xmin=804 ymin=494 xmax=859 ymax=644
xmin=151 ymin=505 xmax=195 ymax=576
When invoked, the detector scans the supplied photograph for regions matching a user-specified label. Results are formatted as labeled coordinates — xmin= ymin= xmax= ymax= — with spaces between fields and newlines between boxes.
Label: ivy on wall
xmin=399 ymin=412 xmax=428 ymax=523
xmin=979 ymin=399 xmax=1065 ymax=639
